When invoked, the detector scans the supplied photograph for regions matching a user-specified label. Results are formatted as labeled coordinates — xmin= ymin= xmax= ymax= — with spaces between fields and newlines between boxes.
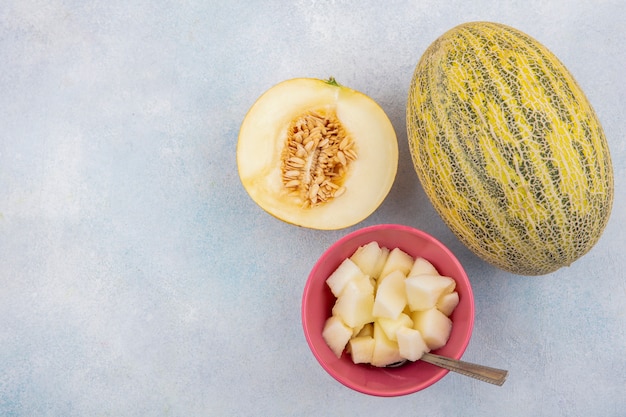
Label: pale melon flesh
xmin=322 ymin=241 xmax=460 ymax=366
xmin=238 ymin=78 xmax=398 ymax=230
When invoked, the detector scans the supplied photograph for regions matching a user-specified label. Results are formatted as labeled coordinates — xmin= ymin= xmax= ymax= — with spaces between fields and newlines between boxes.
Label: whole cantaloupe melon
xmin=407 ymin=22 xmax=614 ymax=275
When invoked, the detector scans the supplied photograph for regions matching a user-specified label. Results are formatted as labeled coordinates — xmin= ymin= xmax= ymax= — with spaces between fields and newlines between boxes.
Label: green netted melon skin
xmin=407 ymin=22 xmax=614 ymax=275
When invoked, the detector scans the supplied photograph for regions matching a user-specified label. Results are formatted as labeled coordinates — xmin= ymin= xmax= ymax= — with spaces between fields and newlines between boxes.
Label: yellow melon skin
xmin=407 ymin=22 xmax=614 ymax=275
xmin=238 ymin=78 xmax=398 ymax=230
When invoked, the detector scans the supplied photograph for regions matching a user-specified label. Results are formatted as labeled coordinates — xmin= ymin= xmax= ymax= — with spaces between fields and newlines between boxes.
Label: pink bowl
xmin=301 ymin=224 xmax=474 ymax=396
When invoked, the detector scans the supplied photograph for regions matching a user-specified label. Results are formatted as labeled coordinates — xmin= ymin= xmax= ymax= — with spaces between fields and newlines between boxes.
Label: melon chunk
xmin=348 ymin=336 xmax=376 ymax=364
xmin=411 ymin=308 xmax=452 ymax=350
xmin=371 ymin=322 xmax=403 ymax=367
xmin=405 ymin=274 xmax=456 ymax=311
xmin=371 ymin=246 xmax=390 ymax=279
xmin=377 ymin=313 xmax=413 ymax=341
xmin=325 ymin=258 xmax=366 ymax=297
xmin=408 ymin=257 xmax=439 ymax=277
xmin=372 ymin=270 xmax=407 ymax=319
xmin=332 ymin=281 xmax=375 ymax=328
xmin=237 ymin=77 xmax=398 ymax=230
xmin=355 ymin=322 xmax=373 ymax=337
xmin=379 ymin=247 xmax=414 ymax=281
xmin=322 ymin=316 xmax=353 ymax=358
xmin=396 ymin=327 xmax=430 ymax=361
xmin=437 ymin=291 xmax=460 ymax=316
xmin=350 ymin=242 xmax=389 ymax=278
xmin=349 ymin=273 xmax=376 ymax=295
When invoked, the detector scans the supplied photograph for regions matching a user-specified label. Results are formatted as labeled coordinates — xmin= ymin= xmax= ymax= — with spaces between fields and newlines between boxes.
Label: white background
xmin=1 ymin=1 xmax=625 ymax=416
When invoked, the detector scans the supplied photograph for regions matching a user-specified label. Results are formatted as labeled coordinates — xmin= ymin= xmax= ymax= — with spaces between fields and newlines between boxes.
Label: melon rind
xmin=406 ymin=22 xmax=614 ymax=275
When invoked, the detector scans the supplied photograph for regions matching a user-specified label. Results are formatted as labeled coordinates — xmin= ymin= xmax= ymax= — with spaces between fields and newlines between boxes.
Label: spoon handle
xmin=421 ymin=352 xmax=508 ymax=386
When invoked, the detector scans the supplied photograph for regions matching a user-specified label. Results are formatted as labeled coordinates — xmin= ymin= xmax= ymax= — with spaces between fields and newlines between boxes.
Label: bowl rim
xmin=301 ymin=223 xmax=474 ymax=396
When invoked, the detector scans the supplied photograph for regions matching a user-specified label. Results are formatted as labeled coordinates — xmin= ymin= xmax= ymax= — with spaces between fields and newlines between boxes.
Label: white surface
xmin=1 ymin=1 xmax=625 ymax=416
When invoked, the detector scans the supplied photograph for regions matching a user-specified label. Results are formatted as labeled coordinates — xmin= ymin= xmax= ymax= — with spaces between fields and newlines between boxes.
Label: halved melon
xmin=237 ymin=77 xmax=398 ymax=230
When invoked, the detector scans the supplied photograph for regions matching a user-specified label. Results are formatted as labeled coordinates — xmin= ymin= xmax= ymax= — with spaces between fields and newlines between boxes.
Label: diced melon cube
xmin=351 ymin=323 xmax=365 ymax=337
xmin=371 ymin=246 xmax=390 ymax=280
xmin=408 ymin=256 xmax=439 ymax=277
xmin=322 ymin=316 xmax=353 ymax=358
xmin=348 ymin=336 xmax=375 ymax=364
xmin=396 ymin=327 xmax=430 ymax=361
xmin=378 ymin=247 xmax=414 ymax=282
xmin=437 ymin=291 xmax=460 ymax=316
xmin=377 ymin=313 xmax=413 ymax=341
xmin=351 ymin=273 xmax=375 ymax=295
xmin=332 ymin=283 xmax=375 ymax=328
xmin=372 ymin=270 xmax=407 ymax=319
xmin=350 ymin=242 xmax=383 ymax=277
xmin=405 ymin=274 xmax=456 ymax=311
xmin=355 ymin=322 xmax=374 ymax=338
xmin=411 ymin=308 xmax=452 ymax=351
xmin=371 ymin=322 xmax=403 ymax=367
xmin=326 ymin=258 xmax=366 ymax=297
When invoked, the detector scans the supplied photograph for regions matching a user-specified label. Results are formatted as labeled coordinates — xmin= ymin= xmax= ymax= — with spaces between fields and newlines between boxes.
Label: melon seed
xmin=281 ymin=110 xmax=356 ymax=207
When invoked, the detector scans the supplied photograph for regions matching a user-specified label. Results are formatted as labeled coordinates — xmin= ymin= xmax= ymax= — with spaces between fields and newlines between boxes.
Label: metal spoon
xmin=388 ymin=353 xmax=508 ymax=386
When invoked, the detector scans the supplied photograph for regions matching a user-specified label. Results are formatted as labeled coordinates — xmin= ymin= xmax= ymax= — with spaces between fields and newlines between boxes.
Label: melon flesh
xmin=237 ymin=78 xmax=398 ymax=230
xmin=378 ymin=247 xmax=414 ymax=281
xmin=405 ymin=274 xmax=456 ymax=311
xmin=377 ymin=313 xmax=413 ymax=342
xmin=437 ymin=291 xmax=460 ymax=316
xmin=409 ymin=257 xmax=439 ymax=277
xmin=322 ymin=316 xmax=352 ymax=358
xmin=321 ymin=241 xmax=461 ymax=365
xmin=348 ymin=336 xmax=376 ymax=364
xmin=372 ymin=270 xmax=407 ymax=319
xmin=371 ymin=322 xmax=403 ymax=367
xmin=396 ymin=327 xmax=430 ymax=361
xmin=325 ymin=258 xmax=365 ymax=297
xmin=411 ymin=308 xmax=452 ymax=350
xmin=350 ymin=241 xmax=389 ymax=279
xmin=332 ymin=281 xmax=375 ymax=328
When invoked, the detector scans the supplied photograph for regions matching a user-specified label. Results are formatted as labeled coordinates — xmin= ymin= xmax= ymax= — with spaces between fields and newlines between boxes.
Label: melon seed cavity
xmin=281 ymin=110 xmax=356 ymax=208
